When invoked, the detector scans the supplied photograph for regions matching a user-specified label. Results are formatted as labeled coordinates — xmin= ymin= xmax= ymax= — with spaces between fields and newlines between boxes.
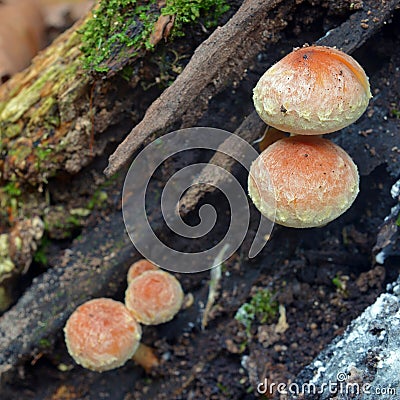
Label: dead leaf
xmin=149 ymin=13 xmax=175 ymax=46
xmin=40 ymin=0 xmax=94 ymax=29
xmin=0 ymin=0 xmax=45 ymax=82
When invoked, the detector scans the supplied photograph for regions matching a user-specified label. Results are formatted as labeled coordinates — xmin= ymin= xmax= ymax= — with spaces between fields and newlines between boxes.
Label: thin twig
xmin=179 ymin=112 xmax=265 ymax=215
xmin=201 ymin=243 xmax=230 ymax=330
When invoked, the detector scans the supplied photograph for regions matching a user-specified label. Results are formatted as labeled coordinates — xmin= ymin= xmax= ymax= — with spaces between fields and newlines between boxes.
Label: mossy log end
xmin=0 ymin=17 xmax=92 ymax=185
xmin=0 ymin=0 xmax=224 ymax=186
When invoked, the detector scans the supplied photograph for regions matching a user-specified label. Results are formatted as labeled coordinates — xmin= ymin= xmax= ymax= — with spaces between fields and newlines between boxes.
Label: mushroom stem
xmin=257 ymin=126 xmax=288 ymax=151
xmin=132 ymin=343 xmax=160 ymax=373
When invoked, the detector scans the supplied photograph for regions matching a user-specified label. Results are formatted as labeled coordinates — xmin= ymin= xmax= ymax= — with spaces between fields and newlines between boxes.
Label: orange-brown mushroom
xmin=125 ymin=270 xmax=184 ymax=325
xmin=127 ymin=259 xmax=158 ymax=285
xmin=64 ymin=298 xmax=142 ymax=372
xmin=248 ymin=135 xmax=359 ymax=228
xmin=253 ymin=46 xmax=372 ymax=135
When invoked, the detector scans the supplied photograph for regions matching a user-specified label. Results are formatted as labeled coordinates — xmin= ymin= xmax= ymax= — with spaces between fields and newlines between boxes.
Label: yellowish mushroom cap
xmin=64 ymin=298 xmax=142 ymax=372
xmin=125 ymin=270 xmax=184 ymax=325
xmin=248 ymin=136 xmax=359 ymax=228
xmin=253 ymin=46 xmax=372 ymax=135
xmin=127 ymin=259 xmax=158 ymax=285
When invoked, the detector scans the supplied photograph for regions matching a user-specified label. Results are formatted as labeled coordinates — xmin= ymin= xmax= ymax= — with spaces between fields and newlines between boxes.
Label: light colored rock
xmin=292 ymin=278 xmax=400 ymax=399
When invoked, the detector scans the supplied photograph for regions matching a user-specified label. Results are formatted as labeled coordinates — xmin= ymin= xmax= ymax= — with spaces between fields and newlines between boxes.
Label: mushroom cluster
xmin=249 ymin=45 xmax=372 ymax=228
xmin=64 ymin=259 xmax=184 ymax=372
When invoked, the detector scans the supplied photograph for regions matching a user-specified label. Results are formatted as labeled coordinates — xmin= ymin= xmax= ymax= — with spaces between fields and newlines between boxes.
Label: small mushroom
xmin=248 ymin=135 xmax=359 ymax=228
xmin=253 ymin=45 xmax=372 ymax=135
xmin=64 ymin=298 xmax=142 ymax=372
xmin=125 ymin=270 xmax=184 ymax=325
xmin=127 ymin=259 xmax=158 ymax=285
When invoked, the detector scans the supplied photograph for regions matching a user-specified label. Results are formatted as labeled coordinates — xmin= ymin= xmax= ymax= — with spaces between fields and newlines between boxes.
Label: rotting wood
xmin=177 ymin=0 xmax=400 ymax=215
xmin=104 ymin=0 xmax=291 ymax=177
xmin=0 ymin=0 xmax=238 ymax=187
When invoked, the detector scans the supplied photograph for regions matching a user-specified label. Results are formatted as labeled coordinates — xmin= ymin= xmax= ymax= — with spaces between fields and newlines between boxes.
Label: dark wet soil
xmin=1 ymin=3 xmax=400 ymax=400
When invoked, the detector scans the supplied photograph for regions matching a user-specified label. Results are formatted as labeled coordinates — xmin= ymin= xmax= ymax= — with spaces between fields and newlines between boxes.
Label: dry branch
xmin=104 ymin=0 xmax=290 ymax=176
xmin=314 ymin=0 xmax=400 ymax=53
xmin=179 ymin=112 xmax=265 ymax=215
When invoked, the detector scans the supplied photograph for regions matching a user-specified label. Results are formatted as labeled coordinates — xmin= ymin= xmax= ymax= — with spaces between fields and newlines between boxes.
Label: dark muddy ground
xmin=1 ymin=3 xmax=400 ymax=400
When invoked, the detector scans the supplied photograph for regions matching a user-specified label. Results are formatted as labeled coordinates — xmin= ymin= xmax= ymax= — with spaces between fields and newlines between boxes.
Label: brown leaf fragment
xmin=0 ymin=0 xmax=45 ymax=82
xmin=149 ymin=13 xmax=175 ymax=46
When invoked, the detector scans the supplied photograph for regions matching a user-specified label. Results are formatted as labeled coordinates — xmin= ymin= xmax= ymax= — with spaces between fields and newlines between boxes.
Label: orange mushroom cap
xmin=125 ymin=270 xmax=184 ymax=325
xmin=64 ymin=298 xmax=142 ymax=372
xmin=253 ymin=46 xmax=372 ymax=135
xmin=127 ymin=259 xmax=159 ymax=285
xmin=248 ymin=135 xmax=359 ymax=228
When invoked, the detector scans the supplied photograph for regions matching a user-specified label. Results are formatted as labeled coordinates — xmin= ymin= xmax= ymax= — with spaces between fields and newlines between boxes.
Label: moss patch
xmin=235 ymin=288 xmax=279 ymax=337
xmin=80 ymin=0 xmax=229 ymax=73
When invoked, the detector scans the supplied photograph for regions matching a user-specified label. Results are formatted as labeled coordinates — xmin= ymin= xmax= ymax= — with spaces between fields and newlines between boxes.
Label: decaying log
xmin=0 ymin=16 xmax=93 ymax=185
xmin=0 ymin=0 xmax=237 ymax=187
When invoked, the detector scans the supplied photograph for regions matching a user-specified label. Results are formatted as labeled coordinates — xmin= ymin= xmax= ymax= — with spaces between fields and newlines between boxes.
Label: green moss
xmin=28 ymin=97 xmax=59 ymax=129
xmin=391 ymin=109 xmax=400 ymax=119
xmin=33 ymin=236 xmax=50 ymax=266
xmin=87 ymin=190 xmax=108 ymax=210
xmin=80 ymin=0 xmax=158 ymax=72
xmin=80 ymin=0 xmax=229 ymax=73
xmin=44 ymin=206 xmax=88 ymax=239
xmin=216 ymin=382 xmax=230 ymax=395
xmin=0 ymin=66 xmax=60 ymax=123
xmin=332 ymin=273 xmax=349 ymax=296
xmin=4 ymin=122 xmax=22 ymax=139
xmin=332 ymin=274 xmax=344 ymax=290
xmin=35 ymin=147 xmax=53 ymax=162
xmin=235 ymin=289 xmax=278 ymax=337
xmin=161 ymin=0 xmax=230 ymax=35
xmin=3 ymin=182 xmax=21 ymax=197
xmin=39 ymin=338 xmax=51 ymax=348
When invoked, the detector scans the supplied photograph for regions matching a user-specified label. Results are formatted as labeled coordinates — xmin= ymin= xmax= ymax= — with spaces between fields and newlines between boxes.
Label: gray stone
xmin=291 ymin=278 xmax=400 ymax=400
